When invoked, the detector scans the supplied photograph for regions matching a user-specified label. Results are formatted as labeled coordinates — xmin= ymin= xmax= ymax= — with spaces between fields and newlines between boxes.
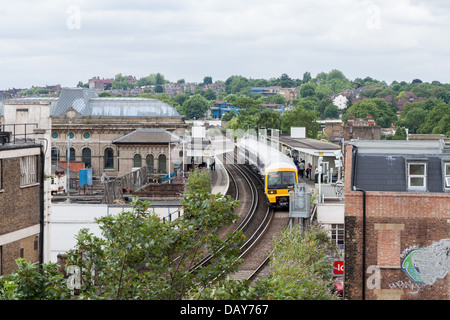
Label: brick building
xmin=342 ymin=115 xmax=381 ymax=141
xmin=344 ymin=139 xmax=450 ymax=300
xmin=0 ymin=143 xmax=44 ymax=275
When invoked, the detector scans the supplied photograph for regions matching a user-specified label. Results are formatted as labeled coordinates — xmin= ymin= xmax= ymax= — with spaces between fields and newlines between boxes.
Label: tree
xmin=343 ymin=98 xmax=397 ymax=128
xmin=203 ymin=76 xmax=213 ymax=85
xmin=251 ymin=224 xmax=340 ymax=300
xmin=299 ymin=83 xmax=317 ymax=98
xmin=196 ymin=224 xmax=341 ymax=300
xmin=181 ymin=94 xmax=210 ymax=119
xmin=1 ymin=170 xmax=243 ymax=300
xmin=112 ymin=74 xmax=133 ymax=90
xmin=281 ymin=106 xmax=320 ymax=138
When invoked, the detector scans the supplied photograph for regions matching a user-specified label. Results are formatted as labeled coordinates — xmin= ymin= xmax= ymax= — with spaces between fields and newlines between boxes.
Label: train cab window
xmin=268 ymin=171 xmax=296 ymax=189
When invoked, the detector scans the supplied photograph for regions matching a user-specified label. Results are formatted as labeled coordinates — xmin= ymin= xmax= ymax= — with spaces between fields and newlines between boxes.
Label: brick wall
xmin=343 ymin=144 xmax=450 ymax=300
xmin=0 ymin=149 xmax=42 ymax=275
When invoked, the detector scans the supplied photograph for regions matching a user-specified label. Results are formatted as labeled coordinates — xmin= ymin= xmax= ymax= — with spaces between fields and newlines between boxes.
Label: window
xmin=146 ymin=154 xmax=154 ymax=171
xmin=331 ymin=224 xmax=344 ymax=248
xmin=69 ymin=147 xmax=76 ymax=162
xmin=104 ymin=148 xmax=114 ymax=169
xmin=68 ymin=132 xmax=74 ymax=139
xmin=407 ymin=162 xmax=426 ymax=190
xmin=82 ymin=148 xmax=91 ymax=167
xmin=51 ymin=147 xmax=60 ymax=163
xmin=158 ymin=154 xmax=166 ymax=173
xmin=83 ymin=132 xmax=90 ymax=139
xmin=445 ymin=163 xmax=450 ymax=190
xmin=20 ymin=155 xmax=37 ymax=186
xmin=133 ymin=154 xmax=142 ymax=168
xmin=52 ymin=132 xmax=58 ymax=139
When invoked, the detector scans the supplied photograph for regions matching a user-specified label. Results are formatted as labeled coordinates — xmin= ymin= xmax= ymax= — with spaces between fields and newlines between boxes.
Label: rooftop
xmin=1 ymin=88 xmax=181 ymax=118
xmin=351 ymin=139 xmax=450 ymax=155
xmin=112 ymin=129 xmax=180 ymax=145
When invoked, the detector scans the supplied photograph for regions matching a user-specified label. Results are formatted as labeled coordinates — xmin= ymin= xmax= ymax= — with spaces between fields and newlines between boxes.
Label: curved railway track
xmin=193 ymin=150 xmax=290 ymax=283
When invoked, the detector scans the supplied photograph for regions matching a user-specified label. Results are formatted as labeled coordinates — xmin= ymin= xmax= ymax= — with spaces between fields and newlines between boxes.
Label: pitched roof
xmin=112 ymin=129 xmax=180 ymax=145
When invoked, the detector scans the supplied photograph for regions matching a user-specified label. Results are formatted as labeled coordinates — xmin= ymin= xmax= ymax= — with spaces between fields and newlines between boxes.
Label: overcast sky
xmin=1 ymin=0 xmax=450 ymax=89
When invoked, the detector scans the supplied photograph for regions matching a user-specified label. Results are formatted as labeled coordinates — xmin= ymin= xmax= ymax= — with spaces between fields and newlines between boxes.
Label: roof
xmin=351 ymin=139 xmax=450 ymax=193
xmin=112 ymin=129 xmax=180 ymax=145
xmin=1 ymin=88 xmax=181 ymax=118
xmin=350 ymin=140 xmax=446 ymax=154
xmin=278 ymin=134 xmax=340 ymax=152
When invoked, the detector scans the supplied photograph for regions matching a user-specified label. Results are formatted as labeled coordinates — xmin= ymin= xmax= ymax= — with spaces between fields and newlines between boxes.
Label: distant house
xmin=333 ymin=94 xmax=348 ymax=110
xmin=88 ymin=76 xmax=114 ymax=91
xmin=342 ymin=115 xmax=381 ymax=141
xmin=211 ymin=101 xmax=285 ymax=119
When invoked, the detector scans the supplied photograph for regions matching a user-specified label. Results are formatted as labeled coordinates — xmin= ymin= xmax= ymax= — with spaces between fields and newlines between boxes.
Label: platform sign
xmin=334 ymin=261 xmax=344 ymax=274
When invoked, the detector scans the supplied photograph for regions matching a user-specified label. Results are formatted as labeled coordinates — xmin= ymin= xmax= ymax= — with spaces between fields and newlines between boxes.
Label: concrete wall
xmin=50 ymin=203 xmax=182 ymax=262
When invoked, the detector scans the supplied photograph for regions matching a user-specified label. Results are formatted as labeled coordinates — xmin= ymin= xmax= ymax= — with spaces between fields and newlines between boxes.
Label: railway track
xmin=191 ymin=150 xmax=290 ymax=283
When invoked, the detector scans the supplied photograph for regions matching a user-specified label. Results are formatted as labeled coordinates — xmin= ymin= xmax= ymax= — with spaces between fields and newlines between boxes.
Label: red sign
xmin=334 ymin=261 xmax=344 ymax=274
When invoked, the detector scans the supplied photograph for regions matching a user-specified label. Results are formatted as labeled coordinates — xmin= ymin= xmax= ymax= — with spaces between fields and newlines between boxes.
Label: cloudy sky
xmin=1 ymin=0 xmax=450 ymax=89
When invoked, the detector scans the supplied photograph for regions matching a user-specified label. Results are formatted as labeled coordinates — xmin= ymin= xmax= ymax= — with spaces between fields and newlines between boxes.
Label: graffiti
xmin=401 ymin=239 xmax=450 ymax=285
xmin=388 ymin=279 xmax=425 ymax=294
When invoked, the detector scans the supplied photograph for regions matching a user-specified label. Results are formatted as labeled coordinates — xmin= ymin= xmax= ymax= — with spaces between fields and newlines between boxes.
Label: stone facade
xmin=51 ymin=117 xmax=187 ymax=178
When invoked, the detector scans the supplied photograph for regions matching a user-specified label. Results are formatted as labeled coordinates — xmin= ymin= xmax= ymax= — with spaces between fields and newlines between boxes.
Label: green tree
xmin=344 ymin=98 xmax=397 ymax=128
xmin=251 ymin=224 xmax=340 ymax=300
xmin=181 ymin=94 xmax=210 ymax=119
xmin=1 ymin=170 xmax=243 ymax=300
xmin=112 ymin=74 xmax=134 ymax=90
xmin=281 ymin=106 xmax=320 ymax=138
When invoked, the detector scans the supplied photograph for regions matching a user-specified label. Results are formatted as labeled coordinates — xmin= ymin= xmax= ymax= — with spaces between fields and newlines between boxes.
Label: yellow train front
xmin=265 ymin=165 xmax=299 ymax=208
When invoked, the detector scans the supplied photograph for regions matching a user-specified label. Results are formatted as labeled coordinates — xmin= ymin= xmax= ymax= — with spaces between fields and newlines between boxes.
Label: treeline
xmin=122 ymin=70 xmax=449 ymax=138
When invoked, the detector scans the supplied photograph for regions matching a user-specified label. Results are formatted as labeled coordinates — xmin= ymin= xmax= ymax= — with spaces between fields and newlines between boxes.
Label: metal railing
xmin=0 ymin=123 xmax=39 ymax=144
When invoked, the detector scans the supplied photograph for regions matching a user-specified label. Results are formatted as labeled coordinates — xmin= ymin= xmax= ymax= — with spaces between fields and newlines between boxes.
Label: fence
xmin=102 ymin=166 xmax=152 ymax=203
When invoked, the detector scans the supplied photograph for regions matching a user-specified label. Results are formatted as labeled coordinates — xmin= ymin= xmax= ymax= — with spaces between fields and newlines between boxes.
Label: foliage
xmin=281 ymin=106 xmax=320 ymax=138
xmin=0 ymin=259 xmax=71 ymax=300
xmin=111 ymin=73 xmax=135 ymax=90
xmin=343 ymin=98 xmax=397 ymax=128
xmin=195 ymin=224 xmax=341 ymax=300
xmin=0 ymin=169 xmax=243 ymax=300
xmin=181 ymin=94 xmax=210 ymax=119
xmin=251 ymin=224 xmax=340 ymax=300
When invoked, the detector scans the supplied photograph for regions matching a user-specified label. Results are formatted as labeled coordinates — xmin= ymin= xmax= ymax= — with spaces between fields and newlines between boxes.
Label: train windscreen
xmin=267 ymin=171 xmax=296 ymax=189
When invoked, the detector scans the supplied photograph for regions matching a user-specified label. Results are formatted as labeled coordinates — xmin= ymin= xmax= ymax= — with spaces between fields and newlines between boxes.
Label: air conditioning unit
xmin=0 ymin=132 xmax=12 ymax=144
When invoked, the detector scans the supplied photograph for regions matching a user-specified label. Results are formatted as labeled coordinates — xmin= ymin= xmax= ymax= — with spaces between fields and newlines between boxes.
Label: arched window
xmin=82 ymin=148 xmax=92 ymax=167
xmin=146 ymin=154 xmax=154 ymax=170
xmin=104 ymin=148 xmax=114 ymax=169
xmin=158 ymin=154 xmax=166 ymax=173
xmin=69 ymin=147 xmax=76 ymax=162
xmin=133 ymin=154 xmax=142 ymax=168
xmin=51 ymin=147 xmax=59 ymax=163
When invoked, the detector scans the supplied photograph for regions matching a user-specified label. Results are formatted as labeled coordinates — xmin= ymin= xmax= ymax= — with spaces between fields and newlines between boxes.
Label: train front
xmin=265 ymin=164 xmax=298 ymax=208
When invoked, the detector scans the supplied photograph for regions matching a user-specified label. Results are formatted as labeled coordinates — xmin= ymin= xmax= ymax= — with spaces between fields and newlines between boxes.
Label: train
xmin=237 ymin=137 xmax=298 ymax=208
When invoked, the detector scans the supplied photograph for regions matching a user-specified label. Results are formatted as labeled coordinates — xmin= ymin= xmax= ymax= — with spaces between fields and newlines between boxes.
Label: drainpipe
xmin=351 ymin=144 xmax=367 ymax=300
xmin=39 ymin=145 xmax=45 ymax=267
xmin=353 ymin=186 xmax=366 ymax=300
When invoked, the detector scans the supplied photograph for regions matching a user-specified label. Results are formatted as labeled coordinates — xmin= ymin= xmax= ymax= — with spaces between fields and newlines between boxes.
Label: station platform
xmin=210 ymin=156 xmax=229 ymax=195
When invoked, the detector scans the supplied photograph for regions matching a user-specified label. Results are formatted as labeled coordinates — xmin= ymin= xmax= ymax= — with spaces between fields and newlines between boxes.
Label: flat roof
xmin=350 ymin=140 xmax=447 ymax=155
xmin=277 ymin=134 xmax=340 ymax=151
